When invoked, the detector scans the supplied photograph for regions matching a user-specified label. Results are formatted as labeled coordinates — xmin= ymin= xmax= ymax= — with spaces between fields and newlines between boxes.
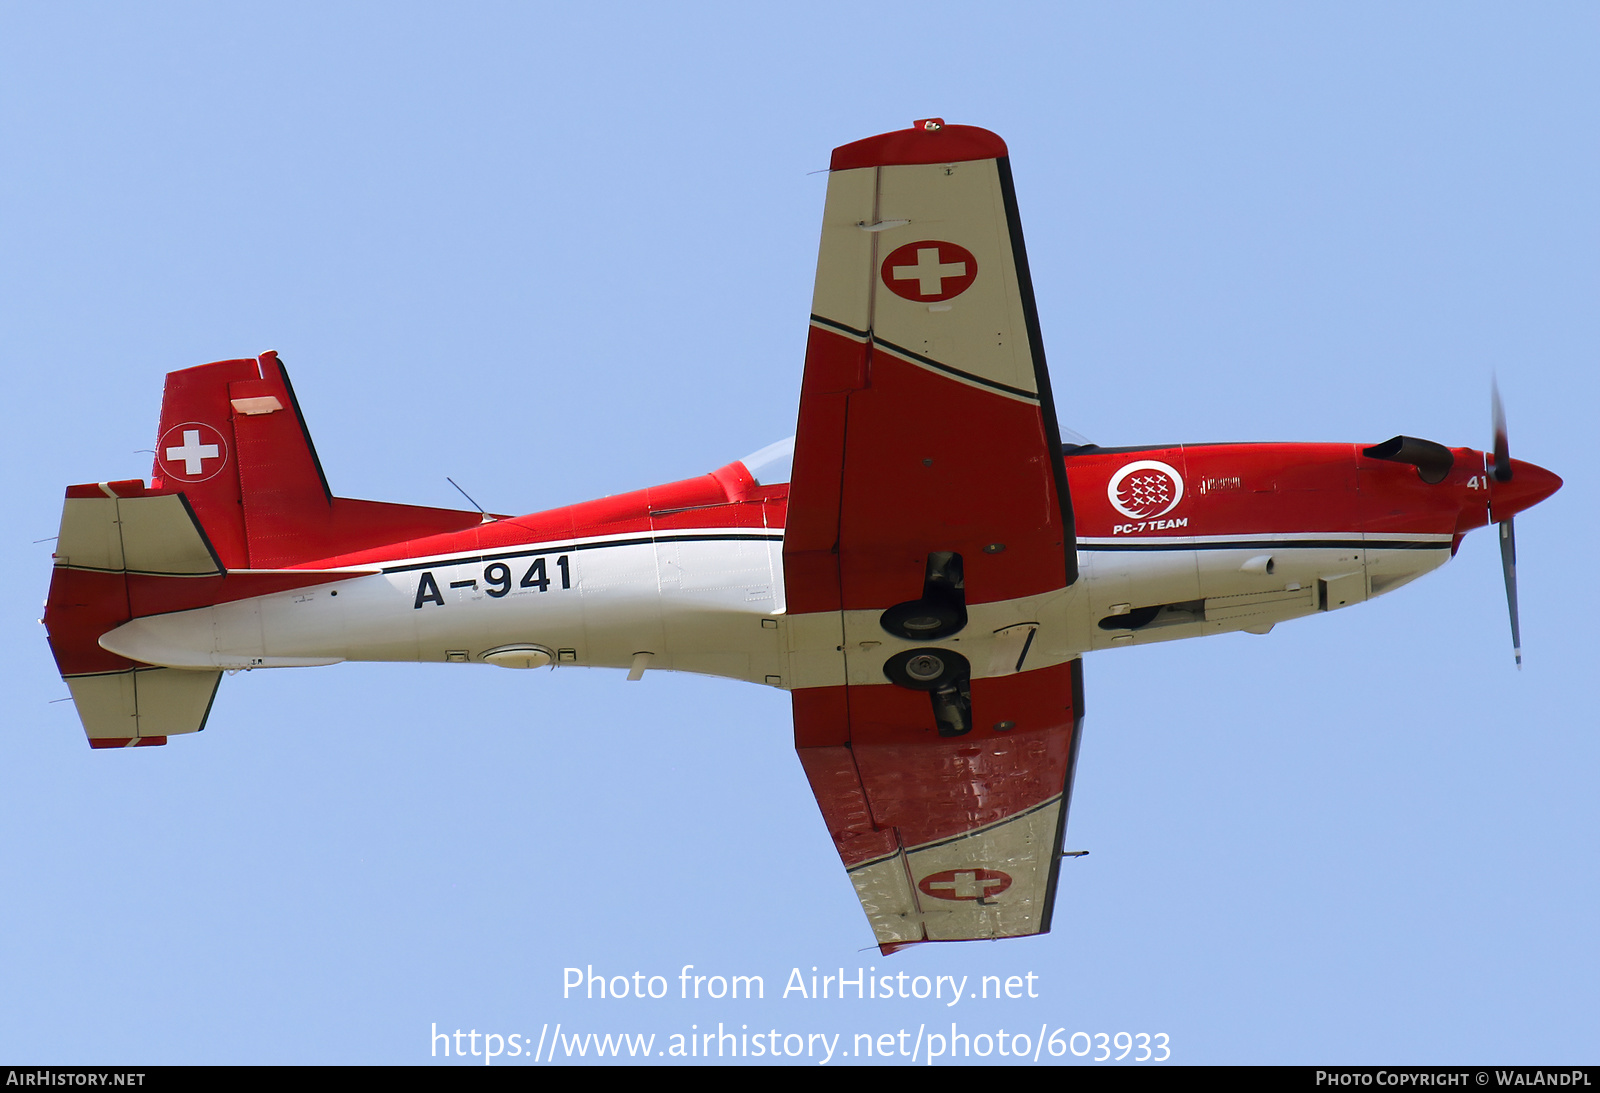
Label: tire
xmin=882 ymin=648 xmax=970 ymax=692
xmin=880 ymin=599 xmax=966 ymax=641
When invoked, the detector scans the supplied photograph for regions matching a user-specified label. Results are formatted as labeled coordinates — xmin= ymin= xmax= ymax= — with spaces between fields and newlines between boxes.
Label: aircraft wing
xmin=784 ymin=121 xmax=1082 ymax=951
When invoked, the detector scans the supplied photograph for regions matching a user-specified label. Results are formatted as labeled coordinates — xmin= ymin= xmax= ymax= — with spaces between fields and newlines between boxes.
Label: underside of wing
xmin=786 ymin=120 xmax=1075 ymax=617
xmin=795 ymin=659 xmax=1084 ymax=949
xmin=784 ymin=121 xmax=1084 ymax=951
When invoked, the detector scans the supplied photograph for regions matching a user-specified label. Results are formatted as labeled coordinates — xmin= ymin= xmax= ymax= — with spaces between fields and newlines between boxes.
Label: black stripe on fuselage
xmin=380 ymin=530 xmax=1446 ymax=576
xmin=377 ymin=531 xmax=784 ymax=576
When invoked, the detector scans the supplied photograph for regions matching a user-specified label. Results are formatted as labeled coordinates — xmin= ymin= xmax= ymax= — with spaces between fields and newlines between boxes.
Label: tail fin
xmin=153 ymin=351 xmax=482 ymax=568
xmin=45 ymin=351 xmax=484 ymax=748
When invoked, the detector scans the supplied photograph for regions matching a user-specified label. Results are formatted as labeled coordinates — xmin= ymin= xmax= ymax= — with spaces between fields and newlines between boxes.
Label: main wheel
xmin=882 ymin=648 xmax=970 ymax=691
xmin=880 ymin=599 xmax=966 ymax=641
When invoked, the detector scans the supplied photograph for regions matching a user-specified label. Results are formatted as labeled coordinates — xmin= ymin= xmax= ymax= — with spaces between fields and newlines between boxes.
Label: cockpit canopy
xmin=739 ymin=436 xmax=794 ymax=486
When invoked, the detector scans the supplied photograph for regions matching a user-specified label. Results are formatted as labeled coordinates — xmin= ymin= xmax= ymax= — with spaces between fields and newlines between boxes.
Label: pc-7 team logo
xmin=1108 ymin=459 xmax=1185 ymax=520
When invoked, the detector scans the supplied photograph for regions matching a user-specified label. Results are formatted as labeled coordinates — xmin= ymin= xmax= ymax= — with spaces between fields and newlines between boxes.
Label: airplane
xmin=42 ymin=120 xmax=1561 ymax=954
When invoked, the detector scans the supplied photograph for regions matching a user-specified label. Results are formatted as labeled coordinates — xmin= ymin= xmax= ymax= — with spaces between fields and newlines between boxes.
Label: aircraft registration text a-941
xmin=41 ymin=120 xmax=1561 ymax=953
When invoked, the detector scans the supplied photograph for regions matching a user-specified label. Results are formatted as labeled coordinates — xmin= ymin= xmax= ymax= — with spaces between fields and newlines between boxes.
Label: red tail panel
xmin=230 ymin=353 xmax=336 ymax=567
xmin=43 ymin=566 xmax=138 ymax=677
xmin=151 ymin=358 xmax=256 ymax=568
xmin=152 ymin=352 xmax=482 ymax=569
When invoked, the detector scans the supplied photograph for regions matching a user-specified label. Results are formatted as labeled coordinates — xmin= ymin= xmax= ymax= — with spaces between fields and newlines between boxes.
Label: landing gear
xmin=879 ymin=551 xmax=967 ymax=641
xmin=883 ymin=648 xmax=973 ymax=737
xmin=880 ymin=599 xmax=964 ymax=640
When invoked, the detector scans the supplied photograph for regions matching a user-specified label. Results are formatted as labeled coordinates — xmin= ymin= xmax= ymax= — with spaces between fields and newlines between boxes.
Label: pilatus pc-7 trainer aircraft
xmin=44 ymin=121 xmax=1561 ymax=952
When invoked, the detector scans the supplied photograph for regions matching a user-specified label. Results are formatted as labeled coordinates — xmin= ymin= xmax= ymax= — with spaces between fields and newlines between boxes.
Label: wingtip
xmin=830 ymin=120 xmax=1008 ymax=172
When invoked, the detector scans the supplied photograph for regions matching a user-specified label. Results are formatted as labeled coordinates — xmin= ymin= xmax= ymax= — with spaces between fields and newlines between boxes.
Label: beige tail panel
xmin=64 ymin=668 xmax=222 ymax=749
xmin=55 ymin=492 xmax=223 ymax=577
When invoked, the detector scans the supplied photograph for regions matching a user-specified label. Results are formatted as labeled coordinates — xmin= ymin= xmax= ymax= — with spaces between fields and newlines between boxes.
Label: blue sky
xmin=2 ymin=2 xmax=1595 ymax=1065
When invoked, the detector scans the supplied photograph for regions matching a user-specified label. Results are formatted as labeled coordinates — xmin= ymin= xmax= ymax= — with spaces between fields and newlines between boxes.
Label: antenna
xmin=446 ymin=477 xmax=487 ymax=516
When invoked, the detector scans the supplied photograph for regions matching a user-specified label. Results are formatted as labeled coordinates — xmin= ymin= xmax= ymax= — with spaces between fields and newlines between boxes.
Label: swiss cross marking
xmin=880 ymin=240 xmax=979 ymax=303
xmin=156 ymin=422 xmax=229 ymax=482
xmin=166 ymin=430 xmax=219 ymax=475
xmin=918 ymin=867 xmax=1013 ymax=902
xmin=894 ymin=248 xmax=965 ymax=295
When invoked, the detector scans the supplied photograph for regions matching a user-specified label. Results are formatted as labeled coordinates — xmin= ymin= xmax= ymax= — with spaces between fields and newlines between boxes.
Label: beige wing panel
xmin=867 ymin=160 xmax=1042 ymax=399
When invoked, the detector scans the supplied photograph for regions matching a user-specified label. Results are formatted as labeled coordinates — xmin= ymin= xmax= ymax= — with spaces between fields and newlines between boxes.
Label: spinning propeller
xmin=1491 ymin=382 xmax=1523 ymax=667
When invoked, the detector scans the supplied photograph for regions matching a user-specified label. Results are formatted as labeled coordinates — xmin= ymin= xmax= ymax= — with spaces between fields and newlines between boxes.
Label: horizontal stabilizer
xmin=67 ymin=667 xmax=222 ymax=748
xmin=56 ymin=486 xmax=222 ymax=577
xmin=46 ymin=478 xmax=370 ymax=748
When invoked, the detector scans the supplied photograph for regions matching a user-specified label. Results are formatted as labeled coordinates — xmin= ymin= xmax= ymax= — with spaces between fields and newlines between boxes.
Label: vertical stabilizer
xmin=151 ymin=351 xmax=335 ymax=569
xmin=152 ymin=351 xmax=482 ymax=568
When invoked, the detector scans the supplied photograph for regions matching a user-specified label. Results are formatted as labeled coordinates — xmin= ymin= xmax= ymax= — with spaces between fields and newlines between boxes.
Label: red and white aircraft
xmin=43 ymin=121 xmax=1560 ymax=953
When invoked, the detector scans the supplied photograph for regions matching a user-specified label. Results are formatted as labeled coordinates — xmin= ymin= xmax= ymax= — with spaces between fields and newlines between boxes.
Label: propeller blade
xmin=1491 ymin=379 xmax=1512 ymax=482
xmin=1499 ymin=516 xmax=1521 ymax=668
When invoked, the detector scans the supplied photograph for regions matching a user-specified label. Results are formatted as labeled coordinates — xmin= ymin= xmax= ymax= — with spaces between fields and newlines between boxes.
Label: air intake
xmin=1362 ymin=435 xmax=1454 ymax=484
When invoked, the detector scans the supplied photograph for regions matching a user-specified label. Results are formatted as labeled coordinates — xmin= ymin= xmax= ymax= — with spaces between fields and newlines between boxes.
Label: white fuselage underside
xmin=99 ymin=527 xmax=1452 ymax=686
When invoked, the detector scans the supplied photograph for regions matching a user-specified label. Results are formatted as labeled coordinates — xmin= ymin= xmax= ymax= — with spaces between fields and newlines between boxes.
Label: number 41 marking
xmin=520 ymin=555 xmax=570 ymax=591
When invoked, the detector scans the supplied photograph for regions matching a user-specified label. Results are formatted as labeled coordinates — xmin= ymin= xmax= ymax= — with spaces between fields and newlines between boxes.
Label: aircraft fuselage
xmin=98 ymin=440 xmax=1560 ymax=690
